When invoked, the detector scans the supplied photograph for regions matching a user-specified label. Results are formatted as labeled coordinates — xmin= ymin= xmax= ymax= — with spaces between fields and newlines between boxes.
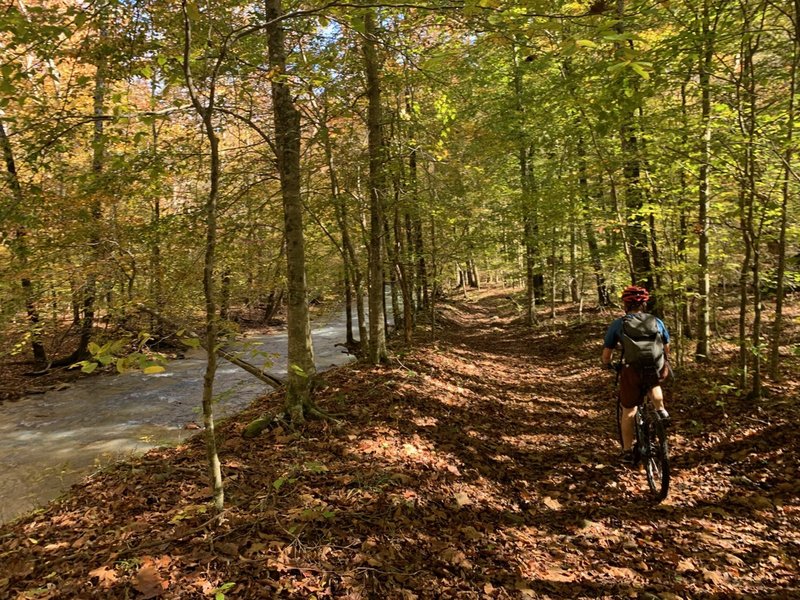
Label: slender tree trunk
xmin=678 ymin=76 xmax=694 ymax=340
xmin=617 ymin=0 xmax=652 ymax=289
xmin=414 ymin=217 xmax=429 ymax=308
xmin=569 ymin=206 xmax=579 ymax=303
xmin=363 ymin=8 xmax=387 ymax=363
xmin=430 ymin=213 xmax=437 ymax=327
xmin=0 ymin=120 xmax=47 ymax=365
xmin=385 ymin=215 xmax=402 ymax=329
xmin=181 ymin=0 xmax=223 ymax=511
xmin=744 ymin=8 xmax=765 ymax=399
xmin=344 ymin=268 xmax=354 ymax=345
xmin=395 ymin=207 xmax=413 ymax=343
xmin=696 ymin=0 xmax=714 ymax=362
xmin=69 ymin=37 xmax=109 ymax=363
xmin=266 ymin=0 xmax=316 ymax=417
xmin=769 ymin=0 xmax=799 ymax=379
xmin=577 ymin=135 xmax=609 ymax=306
xmin=149 ymin=72 xmax=164 ymax=334
xmin=319 ymin=102 xmax=366 ymax=349
xmin=219 ymin=269 xmax=231 ymax=320
xmin=404 ymin=212 xmax=417 ymax=318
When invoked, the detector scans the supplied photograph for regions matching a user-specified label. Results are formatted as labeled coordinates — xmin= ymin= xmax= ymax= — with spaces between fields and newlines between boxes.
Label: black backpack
xmin=621 ymin=313 xmax=665 ymax=371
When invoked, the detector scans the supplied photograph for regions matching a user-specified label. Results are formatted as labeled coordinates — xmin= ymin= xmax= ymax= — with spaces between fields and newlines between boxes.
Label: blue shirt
xmin=604 ymin=313 xmax=670 ymax=349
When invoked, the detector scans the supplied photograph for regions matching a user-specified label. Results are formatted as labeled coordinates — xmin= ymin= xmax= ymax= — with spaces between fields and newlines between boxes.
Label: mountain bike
xmin=613 ymin=363 xmax=670 ymax=501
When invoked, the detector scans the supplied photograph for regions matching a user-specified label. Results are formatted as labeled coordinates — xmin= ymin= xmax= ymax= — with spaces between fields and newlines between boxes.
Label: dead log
xmin=137 ymin=304 xmax=284 ymax=389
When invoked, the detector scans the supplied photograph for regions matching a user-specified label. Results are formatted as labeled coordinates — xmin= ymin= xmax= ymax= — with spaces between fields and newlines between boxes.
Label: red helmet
xmin=621 ymin=285 xmax=649 ymax=305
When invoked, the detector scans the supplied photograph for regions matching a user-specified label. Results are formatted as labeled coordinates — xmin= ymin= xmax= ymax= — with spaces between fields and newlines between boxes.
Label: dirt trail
xmin=1 ymin=289 xmax=798 ymax=599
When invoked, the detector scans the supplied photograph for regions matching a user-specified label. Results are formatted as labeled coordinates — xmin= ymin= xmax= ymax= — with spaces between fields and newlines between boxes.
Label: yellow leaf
xmin=454 ymin=492 xmax=472 ymax=507
xmin=143 ymin=365 xmax=166 ymax=374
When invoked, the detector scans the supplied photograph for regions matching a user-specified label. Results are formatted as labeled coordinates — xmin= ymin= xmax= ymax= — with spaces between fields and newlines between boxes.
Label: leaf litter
xmin=0 ymin=290 xmax=798 ymax=598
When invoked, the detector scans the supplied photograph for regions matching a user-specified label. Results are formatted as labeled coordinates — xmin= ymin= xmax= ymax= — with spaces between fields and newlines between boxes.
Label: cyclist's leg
xmin=620 ymin=404 xmax=637 ymax=450
xmin=618 ymin=367 xmax=641 ymax=451
xmin=648 ymin=385 xmax=666 ymax=412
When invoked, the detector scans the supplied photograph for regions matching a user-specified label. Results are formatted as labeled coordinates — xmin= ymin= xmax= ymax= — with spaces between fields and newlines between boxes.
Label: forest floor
xmin=1 ymin=288 xmax=799 ymax=599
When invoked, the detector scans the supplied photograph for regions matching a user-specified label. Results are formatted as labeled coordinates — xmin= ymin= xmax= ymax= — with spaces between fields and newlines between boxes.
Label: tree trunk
xmin=0 ymin=119 xmax=47 ymax=365
xmin=266 ymin=0 xmax=316 ymax=418
xmin=385 ymin=215 xmax=402 ymax=329
xmin=395 ymin=207 xmax=413 ymax=343
xmin=678 ymin=76 xmax=694 ymax=340
xmin=344 ymin=268 xmax=355 ymax=346
xmin=319 ymin=99 xmax=367 ymax=349
xmin=149 ymin=74 xmax=165 ymax=337
xmin=569 ymin=206 xmax=579 ymax=303
xmin=219 ymin=269 xmax=231 ymax=320
xmin=363 ymin=8 xmax=388 ymax=363
xmin=414 ymin=217 xmax=429 ymax=309
xmin=769 ymin=0 xmax=798 ymax=379
xmin=616 ymin=0 xmax=652 ymax=289
xmin=64 ymin=36 xmax=109 ymax=365
xmin=181 ymin=0 xmax=223 ymax=511
xmin=696 ymin=0 xmax=714 ymax=362
xmin=577 ymin=135 xmax=609 ymax=306
xmin=742 ymin=7 xmax=765 ymax=399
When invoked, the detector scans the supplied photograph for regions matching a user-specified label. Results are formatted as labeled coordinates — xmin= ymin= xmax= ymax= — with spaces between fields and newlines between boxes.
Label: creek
xmin=0 ymin=308 xmax=361 ymax=524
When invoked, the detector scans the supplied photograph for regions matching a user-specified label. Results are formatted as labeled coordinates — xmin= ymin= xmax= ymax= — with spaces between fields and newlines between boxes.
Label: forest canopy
xmin=1 ymin=0 xmax=798 ymax=405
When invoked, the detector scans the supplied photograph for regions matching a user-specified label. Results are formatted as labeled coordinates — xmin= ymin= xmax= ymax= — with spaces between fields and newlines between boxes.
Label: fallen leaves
xmin=1 ymin=290 xmax=798 ymax=599
xmin=453 ymin=492 xmax=472 ymax=507
xmin=133 ymin=565 xmax=168 ymax=598
xmin=88 ymin=566 xmax=118 ymax=589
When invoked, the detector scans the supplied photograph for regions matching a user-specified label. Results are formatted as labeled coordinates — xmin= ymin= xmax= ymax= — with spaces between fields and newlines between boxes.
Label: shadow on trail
xmin=1 ymin=290 xmax=797 ymax=599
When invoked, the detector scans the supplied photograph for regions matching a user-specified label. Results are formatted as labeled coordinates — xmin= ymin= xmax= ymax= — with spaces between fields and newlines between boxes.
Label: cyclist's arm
xmin=601 ymin=347 xmax=613 ymax=366
xmin=601 ymin=319 xmax=621 ymax=366
xmin=656 ymin=318 xmax=671 ymax=359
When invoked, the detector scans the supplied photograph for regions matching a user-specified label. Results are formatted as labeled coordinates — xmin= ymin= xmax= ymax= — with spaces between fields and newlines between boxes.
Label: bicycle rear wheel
xmin=643 ymin=414 xmax=670 ymax=500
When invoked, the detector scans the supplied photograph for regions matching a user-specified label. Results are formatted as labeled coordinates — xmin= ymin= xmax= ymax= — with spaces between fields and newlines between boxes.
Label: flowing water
xmin=0 ymin=309 xmax=363 ymax=524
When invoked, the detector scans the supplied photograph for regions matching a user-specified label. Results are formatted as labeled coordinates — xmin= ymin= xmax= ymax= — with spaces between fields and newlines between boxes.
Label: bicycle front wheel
xmin=643 ymin=415 xmax=670 ymax=501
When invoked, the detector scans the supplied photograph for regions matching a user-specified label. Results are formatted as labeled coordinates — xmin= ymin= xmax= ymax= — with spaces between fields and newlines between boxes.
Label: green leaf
xmin=81 ymin=362 xmax=98 ymax=374
xmin=575 ymin=39 xmax=598 ymax=49
xmin=349 ymin=15 xmax=365 ymax=35
xmin=185 ymin=1 xmax=201 ymax=22
xmin=98 ymin=354 xmax=114 ymax=366
xmin=181 ymin=337 xmax=201 ymax=348
xmin=290 ymin=364 xmax=307 ymax=378
xmin=630 ymin=62 xmax=650 ymax=80
xmin=88 ymin=342 xmax=101 ymax=355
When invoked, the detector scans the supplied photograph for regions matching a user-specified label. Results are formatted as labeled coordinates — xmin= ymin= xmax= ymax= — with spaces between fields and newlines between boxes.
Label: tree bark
xmin=0 ymin=119 xmax=47 ymax=365
xmin=576 ymin=135 xmax=609 ymax=306
xmin=696 ymin=0 xmax=714 ymax=362
xmin=363 ymin=8 xmax=388 ymax=363
xmin=266 ymin=0 xmax=317 ymax=419
xmin=616 ymin=0 xmax=652 ymax=289
xmin=181 ymin=0 xmax=223 ymax=511
xmin=769 ymin=0 xmax=799 ymax=379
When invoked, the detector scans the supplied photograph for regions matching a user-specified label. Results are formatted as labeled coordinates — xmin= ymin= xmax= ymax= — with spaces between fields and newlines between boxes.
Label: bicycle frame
xmin=613 ymin=363 xmax=670 ymax=501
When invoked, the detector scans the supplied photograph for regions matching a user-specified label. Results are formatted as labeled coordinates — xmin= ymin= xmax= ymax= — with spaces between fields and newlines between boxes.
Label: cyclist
xmin=601 ymin=285 xmax=671 ymax=464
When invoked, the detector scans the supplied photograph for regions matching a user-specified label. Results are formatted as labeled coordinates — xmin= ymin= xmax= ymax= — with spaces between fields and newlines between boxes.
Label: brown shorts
xmin=619 ymin=363 xmax=671 ymax=408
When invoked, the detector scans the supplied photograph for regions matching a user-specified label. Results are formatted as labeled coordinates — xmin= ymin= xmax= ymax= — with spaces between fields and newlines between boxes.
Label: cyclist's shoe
xmin=620 ymin=449 xmax=636 ymax=466
xmin=656 ymin=409 xmax=671 ymax=426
